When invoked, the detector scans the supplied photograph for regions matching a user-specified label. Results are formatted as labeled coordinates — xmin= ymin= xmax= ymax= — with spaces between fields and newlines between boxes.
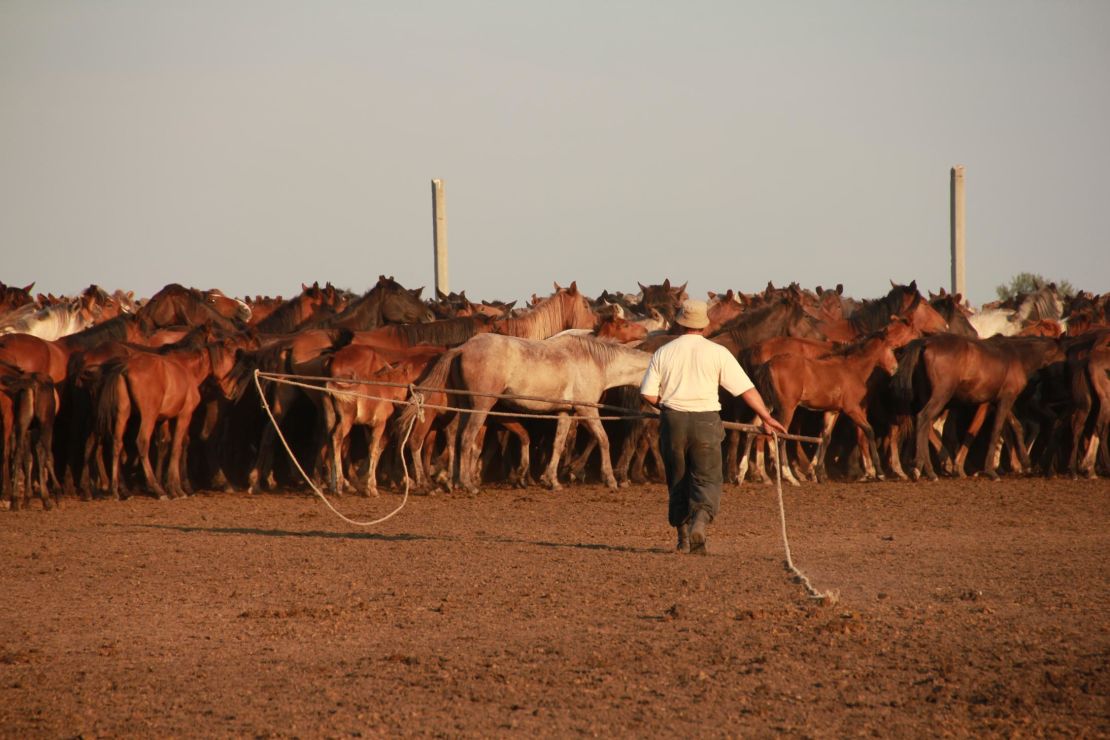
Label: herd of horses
xmin=0 ymin=275 xmax=1107 ymax=510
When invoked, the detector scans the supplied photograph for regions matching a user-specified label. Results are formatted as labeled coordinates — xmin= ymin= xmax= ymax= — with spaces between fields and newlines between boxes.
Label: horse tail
xmin=893 ymin=338 xmax=925 ymax=402
xmin=394 ymin=347 xmax=461 ymax=431
xmin=95 ymin=362 xmax=127 ymax=440
xmin=751 ymin=362 xmax=778 ymax=414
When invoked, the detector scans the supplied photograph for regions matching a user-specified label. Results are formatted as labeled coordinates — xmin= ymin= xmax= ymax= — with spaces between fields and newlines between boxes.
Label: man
xmin=640 ymin=299 xmax=787 ymax=555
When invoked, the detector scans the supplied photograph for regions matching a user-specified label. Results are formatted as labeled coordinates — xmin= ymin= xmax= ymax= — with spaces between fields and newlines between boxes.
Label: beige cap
xmin=675 ymin=299 xmax=710 ymax=329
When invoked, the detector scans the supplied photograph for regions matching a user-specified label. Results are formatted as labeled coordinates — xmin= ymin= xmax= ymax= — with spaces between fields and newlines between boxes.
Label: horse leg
xmin=953 ymin=403 xmax=989 ymax=478
xmin=775 ymin=410 xmax=800 ymax=487
xmin=981 ymin=398 xmax=1014 ymax=481
xmin=813 ymin=412 xmax=839 ymax=483
xmin=363 ymin=421 xmax=385 ymax=498
xmin=497 ymin=421 xmax=531 ymax=488
xmin=538 ymin=413 xmax=572 ymax=491
xmin=164 ymin=414 xmax=192 ymax=499
xmin=134 ymin=413 xmax=167 ymax=499
xmin=735 ymin=432 xmax=754 ymax=485
xmin=577 ymin=410 xmax=617 ymax=489
xmin=844 ymin=407 xmax=883 ymax=481
xmin=458 ymin=403 xmax=492 ymax=493
xmin=913 ymin=393 xmax=949 ymax=481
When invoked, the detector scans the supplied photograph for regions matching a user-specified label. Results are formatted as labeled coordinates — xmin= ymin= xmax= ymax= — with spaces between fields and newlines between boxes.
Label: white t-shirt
xmin=639 ymin=334 xmax=754 ymax=413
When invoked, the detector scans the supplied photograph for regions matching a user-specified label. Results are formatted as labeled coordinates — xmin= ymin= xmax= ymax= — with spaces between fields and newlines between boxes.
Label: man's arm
xmin=740 ymin=388 xmax=788 ymax=436
xmin=641 ymin=394 xmax=659 ymax=407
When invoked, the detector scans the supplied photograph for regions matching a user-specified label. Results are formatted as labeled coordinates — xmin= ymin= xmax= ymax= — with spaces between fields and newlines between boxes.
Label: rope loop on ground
xmin=252 ymin=369 xmax=415 ymax=527
xmin=772 ymin=432 xmax=839 ymax=605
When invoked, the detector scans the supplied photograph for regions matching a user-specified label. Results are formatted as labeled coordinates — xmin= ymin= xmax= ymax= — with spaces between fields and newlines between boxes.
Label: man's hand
xmin=760 ymin=414 xmax=788 ymax=436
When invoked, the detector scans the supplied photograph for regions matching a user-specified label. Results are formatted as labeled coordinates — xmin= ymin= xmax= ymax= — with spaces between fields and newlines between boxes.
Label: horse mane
xmin=255 ymin=296 xmax=312 ymax=333
xmin=710 ymin=299 xmax=796 ymax=346
xmin=496 ymin=291 xmax=589 ymax=339
xmin=849 ymin=284 xmax=918 ymax=334
xmin=386 ymin=316 xmax=489 ymax=347
xmin=62 ymin=315 xmax=143 ymax=350
xmin=557 ymin=334 xmax=644 ymax=367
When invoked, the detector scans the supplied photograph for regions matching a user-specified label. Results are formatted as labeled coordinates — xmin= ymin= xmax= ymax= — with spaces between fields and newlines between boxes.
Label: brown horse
xmin=253 ymin=282 xmax=345 ymax=333
xmin=816 ymin=281 xmax=948 ymax=342
xmin=709 ymin=298 xmax=824 ymax=356
xmin=894 ymin=334 xmax=1065 ymax=481
xmin=634 ymin=279 xmax=687 ymax=324
xmin=0 ymin=282 xmax=35 ymax=318
xmin=96 ymin=338 xmax=242 ymax=499
xmin=304 ymin=276 xmax=435 ymax=331
xmin=752 ymin=328 xmax=903 ymax=484
xmin=0 ymin=368 xmax=59 ymax=510
xmin=137 ymin=284 xmax=250 ymax=330
xmin=1066 ymin=330 xmax=1110 ymax=477
xmin=322 ymin=344 xmax=444 ymax=496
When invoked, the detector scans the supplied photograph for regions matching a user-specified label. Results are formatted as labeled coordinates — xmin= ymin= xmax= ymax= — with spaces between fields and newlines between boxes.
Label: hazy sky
xmin=2 ymin=1 xmax=1107 ymax=306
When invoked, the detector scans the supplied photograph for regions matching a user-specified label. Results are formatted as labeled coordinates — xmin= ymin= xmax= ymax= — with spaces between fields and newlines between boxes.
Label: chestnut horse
xmin=137 ymin=284 xmax=251 ymax=330
xmin=751 ymin=327 xmax=904 ymax=484
xmin=492 ymin=282 xmax=597 ymax=339
xmin=96 ymin=338 xmax=242 ymax=499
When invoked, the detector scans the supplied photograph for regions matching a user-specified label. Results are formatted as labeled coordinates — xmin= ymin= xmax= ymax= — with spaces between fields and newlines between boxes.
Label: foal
xmin=753 ymin=329 xmax=901 ymax=484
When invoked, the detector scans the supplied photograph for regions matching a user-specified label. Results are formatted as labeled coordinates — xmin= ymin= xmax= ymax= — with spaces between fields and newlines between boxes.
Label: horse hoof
xmin=983 ymin=470 xmax=1000 ymax=481
xmin=157 ymin=494 xmax=169 ymax=501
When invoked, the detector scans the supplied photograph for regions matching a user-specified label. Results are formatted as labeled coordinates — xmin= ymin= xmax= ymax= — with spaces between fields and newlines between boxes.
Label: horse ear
xmin=725 ymin=289 xmax=734 ymax=300
xmin=412 ymin=287 xmax=424 ymax=298
xmin=908 ymin=280 xmax=917 ymax=291
xmin=505 ymin=300 xmax=517 ymax=310
xmin=638 ymin=282 xmax=647 ymax=293
xmin=835 ymin=284 xmax=843 ymax=295
xmin=675 ymin=281 xmax=687 ymax=296
xmin=662 ymin=278 xmax=670 ymax=289
xmin=553 ymin=281 xmax=563 ymax=292
xmin=568 ymin=281 xmax=578 ymax=294
xmin=22 ymin=282 xmax=35 ymax=293
xmin=816 ymin=286 xmax=823 ymax=295
xmin=707 ymin=291 xmax=717 ymax=299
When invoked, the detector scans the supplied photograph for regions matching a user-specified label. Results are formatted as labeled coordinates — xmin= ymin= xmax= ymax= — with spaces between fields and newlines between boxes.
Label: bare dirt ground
xmin=1 ymin=477 xmax=1107 ymax=737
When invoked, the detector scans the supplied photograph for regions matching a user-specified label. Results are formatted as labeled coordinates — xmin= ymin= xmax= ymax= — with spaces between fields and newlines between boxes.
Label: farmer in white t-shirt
xmin=640 ymin=299 xmax=786 ymax=554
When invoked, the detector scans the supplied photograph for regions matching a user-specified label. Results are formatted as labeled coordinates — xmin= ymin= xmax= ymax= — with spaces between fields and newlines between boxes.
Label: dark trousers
xmin=659 ymin=408 xmax=725 ymax=527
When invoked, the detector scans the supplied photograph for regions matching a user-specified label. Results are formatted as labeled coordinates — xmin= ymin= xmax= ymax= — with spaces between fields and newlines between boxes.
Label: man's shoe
xmin=675 ymin=523 xmax=690 ymax=553
xmin=688 ymin=510 xmax=709 ymax=556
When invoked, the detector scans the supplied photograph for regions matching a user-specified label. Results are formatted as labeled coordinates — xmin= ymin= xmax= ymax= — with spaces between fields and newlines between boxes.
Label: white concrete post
xmin=950 ymin=165 xmax=966 ymax=299
xmin=431 ymin=179 xmax=449 ymax=296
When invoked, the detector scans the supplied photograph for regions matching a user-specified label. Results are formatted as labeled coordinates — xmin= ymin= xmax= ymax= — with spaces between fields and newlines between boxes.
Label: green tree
xmin=995 ymin=272 xmax=1075 ymax=302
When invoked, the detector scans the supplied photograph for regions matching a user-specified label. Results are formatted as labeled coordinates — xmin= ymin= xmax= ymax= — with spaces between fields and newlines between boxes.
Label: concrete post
xmin=431 ymin=179 xmax=449 ymax=296
xmin=950 ymin=165 xmax=966 ymax=300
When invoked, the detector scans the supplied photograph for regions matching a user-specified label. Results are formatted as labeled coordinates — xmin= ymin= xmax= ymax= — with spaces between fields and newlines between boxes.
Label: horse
xmin=96 ymin=337 xmax=243 ymax=499
xmin=751 ymin=327 xmax=903 ymax=485
xmin=252 ymin=282 xmax=345 ymax=333
xmin=708 ymin=298 xmax=825 ymax=356
xmin=322 ymin=344 xmax=445 ymax=496
xmin=433 ymin=333 xmax=651 ymax=492
xmin=893 ymin=334 xmax=1065 ymax=481
xmin=137 ymin=284 xmax=250 ymax=330
xmin=302 ymin=275 xmax=435 ymax=330
xmin=492 ymin=282 xmax=598 ymax=339
xmin=0 ymin=299 xmax=97 ymax=340
xmin=634 ymin=279 xmax=687 ymax=324
xmin=815 ymin=281 xmax=948 ymax=342
xmin=0 ymin=282 xmax=35 ymax=319
xmin=928 ymin=290 xmax=979 ymax=337
xmin=1065 ymin=329 xmax=1110 ymax=478
xmin=0 ymin=368 xmax=59 ymax=510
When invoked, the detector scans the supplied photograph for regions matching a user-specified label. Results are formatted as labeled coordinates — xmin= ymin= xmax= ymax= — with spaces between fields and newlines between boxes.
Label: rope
xmin=251 ymin=369 xmax=417 ymax=527
xmin=771 ymin=432 xmax=839 ymax=604
xmin=257 ymin=373 xmax=642 ymax=422
xmin=253 ymin=367 xmax=843 ymax=606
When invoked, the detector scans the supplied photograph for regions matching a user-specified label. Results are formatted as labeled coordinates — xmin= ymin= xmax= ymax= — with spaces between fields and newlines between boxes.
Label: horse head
xmin=373 ymin=276 xmax=436 ymax=324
